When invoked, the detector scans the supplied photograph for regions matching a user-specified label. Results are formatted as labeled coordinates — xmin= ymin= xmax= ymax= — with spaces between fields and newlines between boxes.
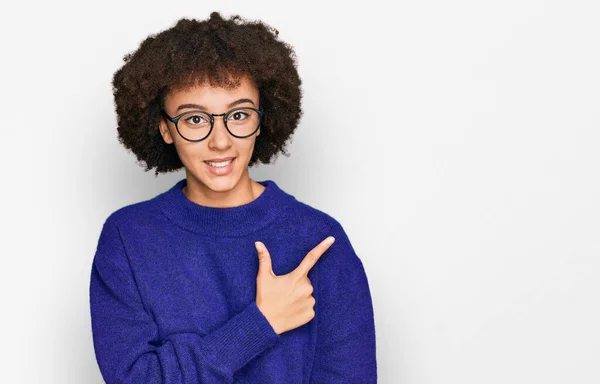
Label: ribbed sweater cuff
xmin=201 ymin=300 xmax=280 ymax=375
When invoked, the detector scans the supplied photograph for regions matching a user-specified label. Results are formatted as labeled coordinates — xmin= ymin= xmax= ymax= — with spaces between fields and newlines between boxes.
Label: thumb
xmin=255 ymin=241 xmax=275 ymax=277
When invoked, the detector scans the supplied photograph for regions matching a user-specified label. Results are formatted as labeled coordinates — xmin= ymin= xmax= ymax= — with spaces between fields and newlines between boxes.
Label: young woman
xmin=89 ymin=11 xmax=377 ymax=383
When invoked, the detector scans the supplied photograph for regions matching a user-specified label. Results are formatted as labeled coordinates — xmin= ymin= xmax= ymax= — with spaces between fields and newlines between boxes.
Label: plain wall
xmin=1 ymin=0 xmax=599 ymax=383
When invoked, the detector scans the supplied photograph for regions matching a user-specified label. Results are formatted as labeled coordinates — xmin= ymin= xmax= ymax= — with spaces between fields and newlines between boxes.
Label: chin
xmin=204 ymin=174 xmax=240 ymax=191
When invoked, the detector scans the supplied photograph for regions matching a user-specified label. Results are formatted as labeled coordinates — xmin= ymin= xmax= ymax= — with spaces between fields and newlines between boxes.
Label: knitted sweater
xmin=89 ymin=178 xmax=377 ymax=383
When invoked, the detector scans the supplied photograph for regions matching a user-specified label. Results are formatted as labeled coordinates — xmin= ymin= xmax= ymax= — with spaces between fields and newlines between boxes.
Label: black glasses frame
xmin=161 ymin=107 xmax=265 ymax=142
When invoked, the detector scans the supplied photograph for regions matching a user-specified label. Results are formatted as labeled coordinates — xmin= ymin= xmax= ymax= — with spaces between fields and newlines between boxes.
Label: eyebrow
xmin=176 ymin=98 xmax=256 ymax=112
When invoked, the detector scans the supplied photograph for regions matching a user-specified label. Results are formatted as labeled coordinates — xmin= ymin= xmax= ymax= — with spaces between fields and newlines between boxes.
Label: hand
xmin=254 ymin=236 xmax=335 ymax=335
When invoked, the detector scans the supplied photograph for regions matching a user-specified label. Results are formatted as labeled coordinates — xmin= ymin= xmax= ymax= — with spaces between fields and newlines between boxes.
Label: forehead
xmin=165 ymin=74 xmax=258 ymax=103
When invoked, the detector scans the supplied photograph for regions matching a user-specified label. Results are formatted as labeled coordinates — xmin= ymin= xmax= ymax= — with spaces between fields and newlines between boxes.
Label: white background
xmin=1 ymin=0 xmax=599 ymax=383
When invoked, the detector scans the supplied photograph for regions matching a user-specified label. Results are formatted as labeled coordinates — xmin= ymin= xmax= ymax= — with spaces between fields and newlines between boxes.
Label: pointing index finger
xmin=293 ymin=236 xmax=335 ymax=277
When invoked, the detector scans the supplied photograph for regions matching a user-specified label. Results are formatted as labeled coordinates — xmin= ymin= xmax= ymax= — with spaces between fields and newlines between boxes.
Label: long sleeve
xmin=89 ymin=215 xmax=280 ymax=383
xmin=309 ymin=221 xmax=378 ymax=383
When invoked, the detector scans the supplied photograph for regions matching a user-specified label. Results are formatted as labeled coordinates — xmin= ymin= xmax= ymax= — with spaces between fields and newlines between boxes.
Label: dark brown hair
xmin=112 ymin=11 xmax=303 ymax=176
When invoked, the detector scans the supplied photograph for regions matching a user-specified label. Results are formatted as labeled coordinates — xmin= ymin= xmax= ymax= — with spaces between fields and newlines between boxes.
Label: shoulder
xmin=284 ymin=195 xmax=356 ymax=260
xmin=284 ymin=194 xmax=345 ymax=235
xmin=100 ymin=194 xmax=166 ymax=235
xmin=272 ymin=180 xmax=351 ymax=240
xmin=288 ymin=200 xmax=366 ymax=288
xmin=94 ymin=197 xmax=168 ymax=267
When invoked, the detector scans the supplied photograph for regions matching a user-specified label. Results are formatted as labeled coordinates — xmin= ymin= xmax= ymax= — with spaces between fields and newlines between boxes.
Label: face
xmin=159 ymin=74 xmax=261 ymax=196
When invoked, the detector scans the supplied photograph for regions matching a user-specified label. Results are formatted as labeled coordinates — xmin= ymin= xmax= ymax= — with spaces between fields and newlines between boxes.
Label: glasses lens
xmin=178 ymin=111 xmax=212 ymax=141
xmin=226 ymin=108 xmax=261 ymax=137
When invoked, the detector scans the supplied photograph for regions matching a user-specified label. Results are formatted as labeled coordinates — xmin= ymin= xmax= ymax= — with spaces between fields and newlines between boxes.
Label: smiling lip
xmin=204 ymin=157 xmax=236 ymax=176
xmin=205 ymin=156 xmax=236 ymax=162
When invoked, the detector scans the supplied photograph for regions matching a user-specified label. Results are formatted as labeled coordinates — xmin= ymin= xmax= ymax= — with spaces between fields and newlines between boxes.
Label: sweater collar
xmin=157 ymin=177 xmax=294 ymax=237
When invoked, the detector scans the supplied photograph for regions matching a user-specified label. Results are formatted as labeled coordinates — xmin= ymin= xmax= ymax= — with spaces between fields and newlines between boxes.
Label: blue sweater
xmin=89 ymin=178 xmax=377 ymax=383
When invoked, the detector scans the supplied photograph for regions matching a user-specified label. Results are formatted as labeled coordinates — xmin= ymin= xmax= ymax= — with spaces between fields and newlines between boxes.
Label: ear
xmin=159 ymin=118 xmax=175 ymax=144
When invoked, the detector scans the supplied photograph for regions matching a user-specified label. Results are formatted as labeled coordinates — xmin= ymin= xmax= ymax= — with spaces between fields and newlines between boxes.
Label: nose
xmin=208 ymin=115 xmax=232 ymax=146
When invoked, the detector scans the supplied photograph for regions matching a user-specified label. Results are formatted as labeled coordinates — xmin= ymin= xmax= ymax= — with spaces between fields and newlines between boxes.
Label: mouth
xmin=204 ymin=158 xmax=235 ymax=166
xmin=204 ymin=157 xmax=236 ymax=176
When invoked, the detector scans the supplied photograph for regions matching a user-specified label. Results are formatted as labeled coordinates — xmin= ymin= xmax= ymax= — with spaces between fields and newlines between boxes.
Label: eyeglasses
xmin=161 ymin=107 xmax=265 ymax=142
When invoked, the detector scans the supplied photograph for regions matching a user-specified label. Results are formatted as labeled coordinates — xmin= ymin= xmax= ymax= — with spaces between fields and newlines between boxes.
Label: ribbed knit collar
xmin=156 ymin=178 xmax=294 ymax=237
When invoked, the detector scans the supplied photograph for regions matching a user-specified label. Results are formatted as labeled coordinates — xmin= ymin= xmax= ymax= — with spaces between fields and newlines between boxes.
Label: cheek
xmin=237 ymin=138 xmax=257 ymax=156
xmin=172 ymin=141 xmax=207 ymax=166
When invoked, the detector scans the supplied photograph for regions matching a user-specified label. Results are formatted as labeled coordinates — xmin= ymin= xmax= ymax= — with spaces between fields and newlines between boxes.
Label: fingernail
xmin=326 ymin=236 xmax=335 ymax=244
xmin=255 ymin=241 xmax=263 ymax=251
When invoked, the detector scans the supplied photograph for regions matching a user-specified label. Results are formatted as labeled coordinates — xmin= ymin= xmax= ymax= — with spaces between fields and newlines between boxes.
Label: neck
xmin=183 ymin=171 xmax=265 ymax=209
xmin=156 ymin=177 xmax=293 ymax=236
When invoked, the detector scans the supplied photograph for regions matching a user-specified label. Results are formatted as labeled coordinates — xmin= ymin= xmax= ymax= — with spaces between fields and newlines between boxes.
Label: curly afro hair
xmin=111 ymin=11 xmax=303 ymax=176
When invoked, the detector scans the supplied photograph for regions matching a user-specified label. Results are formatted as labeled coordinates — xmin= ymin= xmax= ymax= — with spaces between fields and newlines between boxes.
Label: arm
xmin=89 ymin=215 xmax=280 ymax=383
xmin=309 ymin=222 xmax=378 ymax=383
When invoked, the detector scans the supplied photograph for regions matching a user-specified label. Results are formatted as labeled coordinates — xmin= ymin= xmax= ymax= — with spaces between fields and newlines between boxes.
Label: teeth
xmin=205 ymin=159 xmax=233 ymax=168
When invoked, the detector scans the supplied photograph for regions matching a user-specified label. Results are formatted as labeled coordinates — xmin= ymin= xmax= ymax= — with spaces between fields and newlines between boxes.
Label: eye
xmin=184 ymin=114 xmax=208 ymax=125
xmin=228 ymin=110 xmax=250 ymax=121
